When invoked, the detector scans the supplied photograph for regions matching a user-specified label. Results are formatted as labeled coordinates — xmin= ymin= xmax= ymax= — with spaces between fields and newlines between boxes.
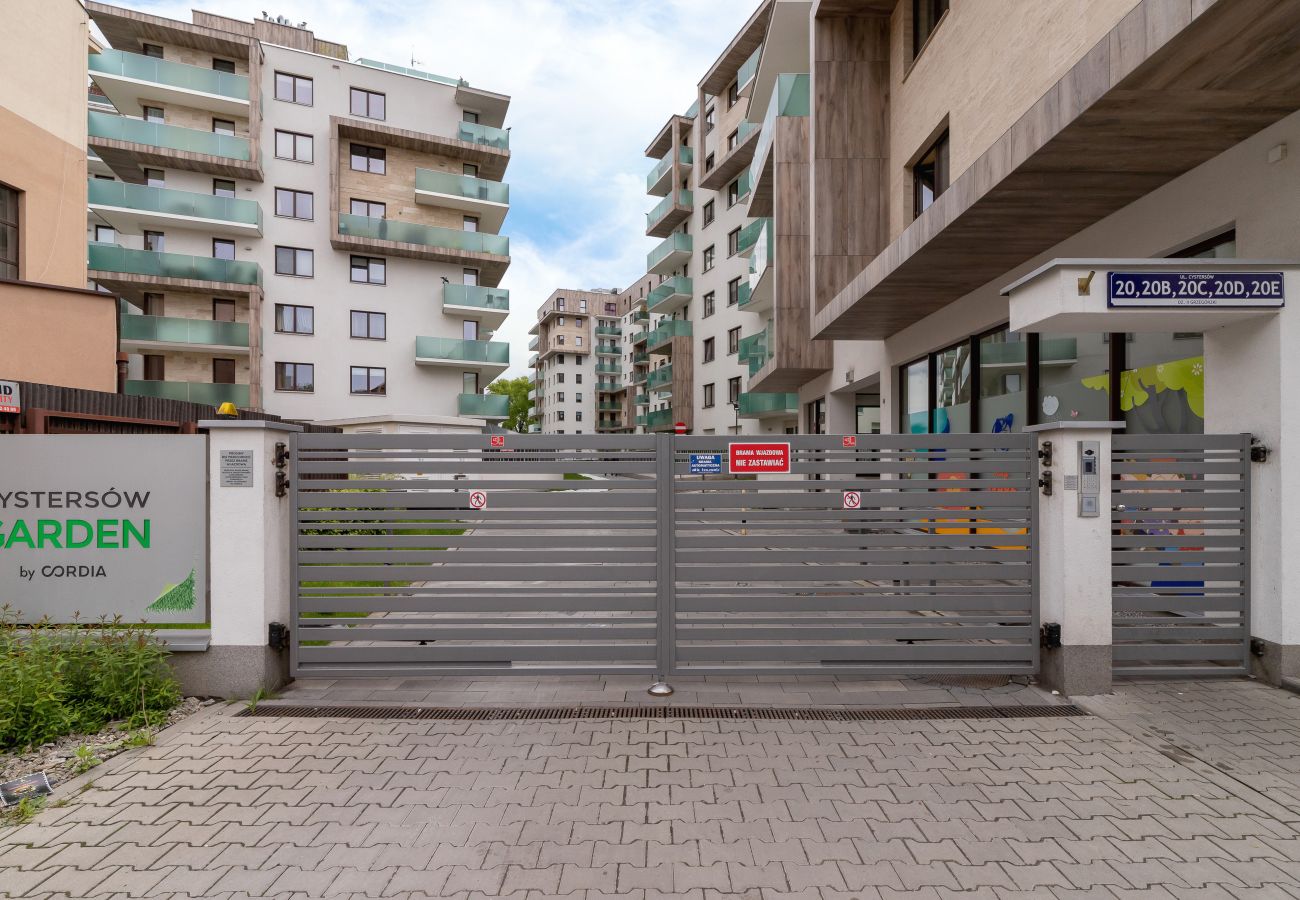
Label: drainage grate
xmin=238 ymin=704 xmax=1085 ymax=722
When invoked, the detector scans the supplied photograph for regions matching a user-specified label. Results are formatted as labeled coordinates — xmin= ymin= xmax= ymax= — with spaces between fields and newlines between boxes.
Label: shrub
xmin=0 ymin=606 xmax=181 ymax=751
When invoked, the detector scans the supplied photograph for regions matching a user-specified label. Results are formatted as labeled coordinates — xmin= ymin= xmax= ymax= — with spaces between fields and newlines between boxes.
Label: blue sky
xmin=124 ymin=0 xmax=761 ymax=377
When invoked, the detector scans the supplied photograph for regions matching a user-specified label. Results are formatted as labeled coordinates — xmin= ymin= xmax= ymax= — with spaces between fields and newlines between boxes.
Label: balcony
xmin=738 ymin=392 xmax=798 ymax=418
xmin=646 ymin=319 xmax=692 ymax=352
xmin=646 ymin=190 xmax=692 ymax=238
xmin=631 ymin=370 xmax=648 ymax=385
xmin=457 ymin=393 xmax=510 ymax=419
xmin=749 ymin=73 xmax=810 ymax=217
xmin=647 ymin=232 xmax=692 ymax=276
xmin=646 ymin=409 xmax=676 ymax=431
xmin=736 ymin=47 xmax=761 ymax=97
xmin=630 ymin=329 xmax=650 ymax=345
xmin=595 ymin=324 xmax=622 ymax=337
xmin=125 ymin=380 xmax=249 ymax=407
xmin=528 ymin=335 xmax=539 ymax=351
xmin=646 ymin=146 xmax=694 ymax=197
xmin=335 ymin=213 xmax=509 ymax=283
xmin=745 ymin=220 xmax=775 ymax=314
xmin=646 ymin=275 xmax=692 ymax=315
xmin=414 ymin=336 xmax=510 ymax=375
xmin=597 ymin=380 xmax=622 ymax=392
xmin=119 ymin=314 xmax=250 ymax=353
xmin=457 ymin=121 xmax=510 ymax=151
xmin=699 ymin=118 xmax=761 ymax=192
xmin=635 ymin=393 xmax=649 ymax=406
xmin=595 ymin=362 xmax=620 ymax=376
xmin=442 ymin=283 xmax=509 ymax=328
xmin=635 ymin=415 xmax=648 ymax=428
xmin=88 ymin=242 xmax=261 ymax=287
xmin=598 ymin=401 xmax=622 ymax=412
xmin=86 ymin=111 xmax=254 ymax=181
xmin=415 ymin=168 xmax=509 ymax=232
xmin=633 ymin=351 xmax=649 ymax=364
xmin=88 ymin=49 xmax=250 ymax=118
xmin=528 ymin=353 xmax=538 ymax=368
xmin=596 ymin=342 xmax=620 ymax=355
xmin=647 ymin=365 xmax=674 ymax=391
xmin=736 ymin=217 xmax=769 ymax=258
xmin=630 ymin=309 xmax=650 ymax=324
xmin=738 ymin=329 xmax=771 ymax=378
xmin=88 ymin=179 xmax=262 ymax=238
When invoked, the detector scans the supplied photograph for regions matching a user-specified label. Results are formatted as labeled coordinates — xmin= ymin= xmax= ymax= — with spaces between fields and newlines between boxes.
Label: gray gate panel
xmin=1111 ymin=433 xmax=1251 ymax=676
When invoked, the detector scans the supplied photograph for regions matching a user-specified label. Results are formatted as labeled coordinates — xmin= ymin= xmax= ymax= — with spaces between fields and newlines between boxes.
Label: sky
xmin=127 ymin=0 xmax=761 ymax=379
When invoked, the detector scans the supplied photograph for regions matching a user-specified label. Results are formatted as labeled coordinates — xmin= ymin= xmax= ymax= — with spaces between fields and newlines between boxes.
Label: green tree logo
xmin=146 ymin=568 xmax=196 ymax=613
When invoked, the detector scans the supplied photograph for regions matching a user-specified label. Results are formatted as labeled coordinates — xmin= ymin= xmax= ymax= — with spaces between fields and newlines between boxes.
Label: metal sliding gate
xmin=1111 ymin=433 xmax=1251 ymax=676
xmin=290 ymin=433 xmax=1038 ymax=678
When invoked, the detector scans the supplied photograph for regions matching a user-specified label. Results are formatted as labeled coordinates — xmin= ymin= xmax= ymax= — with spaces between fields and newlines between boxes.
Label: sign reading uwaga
xmin=728 ymin=442 xmax=791 ymax=475
xmin=0 ymin=436 xmax=207 ymax=624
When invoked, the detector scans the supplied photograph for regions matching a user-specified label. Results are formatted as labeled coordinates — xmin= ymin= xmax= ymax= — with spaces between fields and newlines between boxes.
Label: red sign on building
xmin=728 ymin=442 xmax=791 ymax=474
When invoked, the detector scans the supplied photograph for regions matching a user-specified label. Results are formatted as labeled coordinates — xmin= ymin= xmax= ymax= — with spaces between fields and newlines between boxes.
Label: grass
xmin=564 ymin=473 xmax=592 ymax=480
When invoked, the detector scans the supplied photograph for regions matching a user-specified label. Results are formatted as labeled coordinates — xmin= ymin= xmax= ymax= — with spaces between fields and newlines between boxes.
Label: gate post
xmin=1026 ymin=422 xmax=1121 ymax=696
xmin=650 ymin=432 xmax=675 ymax=696
xmin=183 ymin=419 xmax=301 ymax=698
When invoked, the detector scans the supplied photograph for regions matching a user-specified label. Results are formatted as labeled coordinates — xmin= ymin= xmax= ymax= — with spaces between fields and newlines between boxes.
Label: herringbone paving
xmin=6 ymin=679 xmax=1300 ymax=898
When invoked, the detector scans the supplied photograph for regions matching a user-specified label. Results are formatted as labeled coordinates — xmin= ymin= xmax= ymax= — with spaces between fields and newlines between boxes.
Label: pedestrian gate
xmin=290 ymin=433 xmax=1038 ymax=678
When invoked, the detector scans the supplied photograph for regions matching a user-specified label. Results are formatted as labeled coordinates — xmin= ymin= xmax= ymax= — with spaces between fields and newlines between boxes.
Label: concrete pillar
xmin=172 ymin=419 xmax=301 ymax=697
xmin=1027 ymin=422 xmax=1122 ymax=695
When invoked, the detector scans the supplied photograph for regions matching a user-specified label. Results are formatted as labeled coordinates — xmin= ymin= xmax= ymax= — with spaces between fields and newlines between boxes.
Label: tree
xmin=487 ymin=376 xmax=535 ymax=433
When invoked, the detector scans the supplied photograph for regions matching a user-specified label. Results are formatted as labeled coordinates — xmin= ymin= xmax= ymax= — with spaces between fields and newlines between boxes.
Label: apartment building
xmin=83 ymin=3 xmax=512 ymax=429
xmin=528 ymin=288 xmax=629 ymax=434
xmin=0 ymin=0 xmax=119 ymax=393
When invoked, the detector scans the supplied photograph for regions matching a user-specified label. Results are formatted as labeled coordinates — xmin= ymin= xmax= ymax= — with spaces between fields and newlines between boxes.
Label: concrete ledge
xmin=1248 ymin=636 xmax=1300 ymax=685
xmin=168 ymin=645 xmax=288 ymax=699
xmin=1040 ymin=645 xmax=1112 ymax=696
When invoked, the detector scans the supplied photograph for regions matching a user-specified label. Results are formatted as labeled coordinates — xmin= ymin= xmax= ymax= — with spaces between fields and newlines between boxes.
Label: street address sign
xmin=1107 ymin=271 xmax=1284 ymax=308
xmin=728 ymin=442 xmax=790 ymax=474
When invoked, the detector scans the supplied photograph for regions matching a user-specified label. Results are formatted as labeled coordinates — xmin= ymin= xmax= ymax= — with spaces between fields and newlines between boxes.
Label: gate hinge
xmin=268 ymin=621 xmax=290 ymax=651
xmin=274 ymin=441 xmax=290 ymax=468
xmin=1037 ymin=440 xmax=1053 ymax=467
xmin=1038 ymin=471 xmax=1053 ymax=496
xmin=275 ymin=469 xmax=290 ymax=498
xmin=1250 ymin=437 xmax=1270 ymax=463
xmin=1040 ymin=622 xmax=1062 ymax=649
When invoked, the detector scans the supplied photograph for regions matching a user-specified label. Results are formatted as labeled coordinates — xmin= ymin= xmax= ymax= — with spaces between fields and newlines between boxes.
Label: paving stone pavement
xmin=9 ymin=679 xmax=1300 ymax=899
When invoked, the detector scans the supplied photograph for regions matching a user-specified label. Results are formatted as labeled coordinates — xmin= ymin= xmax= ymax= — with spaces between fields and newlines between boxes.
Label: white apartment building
xmin=83 ymin=3 xmax=513 ymax=431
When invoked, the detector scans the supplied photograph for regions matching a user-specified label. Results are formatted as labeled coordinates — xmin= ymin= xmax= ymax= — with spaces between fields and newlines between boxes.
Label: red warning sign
xmin=842 ymin=436 xmax=857 ymax=448
xmin=728 ymin=442 xmax=790 ymax=474
xmin=489 ymin=435 xmax=505 ymax=448
xmin=468 ymin=490 xmax=488 ymax=510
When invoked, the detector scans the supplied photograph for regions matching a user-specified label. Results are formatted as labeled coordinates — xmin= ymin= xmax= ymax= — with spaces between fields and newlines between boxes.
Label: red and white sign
xmin=489 ymin=435 xmax=505 ymax=448
xmin=468 ymin=490 xmax=488 ymax=510
xmin=842 ymin=436 xmax=857 ymax=448
xmin=728 ymin=442 xmax=790 ymax=474
xmin=0 ymin=381 xmax=19 ymax=415
xmin=842 ymin=490 xmax=861 ymax=510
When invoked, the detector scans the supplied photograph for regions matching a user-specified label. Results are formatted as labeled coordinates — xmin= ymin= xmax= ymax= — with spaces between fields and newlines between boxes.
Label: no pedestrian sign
xmin=728 ymin=442 xmax=790 ymax=474
xmin=842 ymin=490 xmax=861 ymax=510
xmin=468 ymin=490 xmax=488 ymax=510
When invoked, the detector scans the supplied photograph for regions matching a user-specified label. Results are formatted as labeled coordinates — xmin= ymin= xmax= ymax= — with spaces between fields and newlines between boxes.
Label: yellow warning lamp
xmin=216 ymin=401 xmax=239 ymax=419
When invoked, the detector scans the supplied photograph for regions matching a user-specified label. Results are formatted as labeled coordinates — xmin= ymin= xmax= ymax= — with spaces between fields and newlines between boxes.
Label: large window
xmin=349 ymin=144 xmax=386 ymax=175
xmin=932 ymin=342 xmax=971 ymax=433
xmin=275 ymin=188 xmax=313 ymax=220
xmin=275 ymin=303 xmax=313 ymax=335
xmin=350 ymin=199 xmax=385 ymax=219
xmin=274 ymin=72 xmax=313 ymax=105
xmin=349 ymin=88 xmax=386 ymax=120
xmin=912 ymin=0 xmax=949 ymax=58
xmin=275 ymin=130 xmax=313 ymax=163
xmin=275 ymin=362 xmax=314 ymax=392
xmin=0 ymin=183 xmax=17 ymax=280
xmin=900 ymin=358 xmax=930 ymax=434
xmin=978 ymin=329 xmax=1027 ymax=433
xmin=275 ymin=246 xmax=313 ymax=277
xmin=913 ymin=130 xmax=949 ymax=218
xmin=350 ymin=255 xmax=385 ymax=285
xmin=350 ymin=310 xmax=386 ymax=340
xmin=350 ymin=366 xmax=386 ymax=395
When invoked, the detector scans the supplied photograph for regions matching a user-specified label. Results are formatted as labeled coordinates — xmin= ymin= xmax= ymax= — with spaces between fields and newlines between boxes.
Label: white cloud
xmin=130 ymin=0 xmax=759 ymax=377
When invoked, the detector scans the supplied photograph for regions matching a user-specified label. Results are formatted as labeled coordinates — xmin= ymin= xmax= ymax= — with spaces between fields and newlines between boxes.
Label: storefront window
xmin=1122 ymin=333 xmax=1204 ymax=434
xmin=977 ymin=329 xmax=1025 ymax=433
xmin=900 ymin=359 xmax=929 ymax=434
xmin=933 ymin=342 xmax=971 ymax=433
xmin=1039 ymin=333 xmax=1109 ymax=423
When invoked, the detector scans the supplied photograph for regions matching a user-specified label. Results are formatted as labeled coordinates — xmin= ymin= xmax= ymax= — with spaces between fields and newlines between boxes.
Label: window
xmin=704 ymin=152 xmax=715 ymax=173
xmin=727 ymin=228 xmax=741 ymax=255
xmin=143 ymin=230 xmax=164 ymax=252
xmin=728 ymin=376 xmax=741 ymax=404
xmin=144 ymin=168 xmax=164 ymax=188
xmin=727 ymin=277 xmax=741 ymax=306
xmin=350 ymin=310 xmax=386 ymax=340
xmin=463 ymin=110 xmax=480 ymax=124
xmin=275 ymin=246 xmax=313 ymax=277
xmin=141 ymin=43 xmax=163 ymax=59
xmin=575 ymin=411 xmax=583 ymax=422
xmin=575 ymin=336 xmax=583 ymax=347
xmin=727 ymin=129 xmax=739 ymax=152
xmin=463 ymin=163 xmax=479 ymax=177
xmin=212 ymin=118 xmax=235 ymax=136
xmin=703 ymin=383 xmax=715 ymax=408
xmin=575 ymin=373 xmax=582 ymax=384
xmin=350 ymin=255 xmax=386 ymax=285
xmin=275 ymin=130 xmax=313 ymax=163
xmin=142 ymin=293 xmax=164 ymax=316
xmin=913 ymin=130 xmax=949 ymax=218
xmin=463 ymin=215 xmax=479 ymax=233
xmin=557 ymin=391 xmax=566 ymax=403
xmin=0 ymin=184 xmax=17 ymax=280
xmin=143 ymin=355 xmax=165 ymax=380
xmin=727 ymin=327 xmax=740 ymax=355
xmin=463 ymin=267 xmax=479 ymax=286
xmin=703 ymin=337 xmax=715 ymax=363
xmin=912 ymin=0 xmax=949 ymax=58
xmin=462 ymin=372 xmax=479 ymax=395
xmin=703 ymin=200 xmax=715 ymax=227
xmin=212 ymin=58 xmax=236 ymax=74
xmin=350 ymin=143 xmax=386 ymax=174
xmin=350 ymin=366 xmax=386 ymax=395
xmin=212 ymin=299 xmax=235 ymax=322
xmin=275 ymin=71 xmax=313 ymax=105
xmin=212 ymin=179 xmax=235 ymax=198
xmin=556 ymin=358 xmax=564 ymax=369
xmin=349 ymin=198 xmax=385 ymax=219
xmin=704 ymin=105 xmax=715 ymax=134
xmin=275 ymin=188 xmax=313 ymax=220
xmin=463 ymin=320 xmax=479 ymax=340
xmin=727 ymin=80 xmax=739 ymax=108
xmin=142 ymin=106 xmax=164 ymax=124
xmin=94 ymin=225 xmax=115 ymax=243
xmin=702 ymin=245 xmax=715 ymax=272
xmin=350 ymin=87 xmax=386 ymax=120
xmin=212 ymin=358 xmax=236 ymax=384
xmin=556 ymin=335 xmax=566 ymax=345
xmin=575 ymin=392 xmax=583 ymax=402
xmin=275 ymin=362 xmax=314 ymax=392
xmin=275 ymin=303 xmax=314 ymax=334
xmin=1170 ymin=229 xmax=1237 ymax=259
xmin=558 ymin=316 xmax=566 ymax=326
xmin=727 ymin=179 xmax=742 ymax=207
xmin=703 ymin=291 xmax=715 ymax=318
xmin=212 ymin=239 xmax=235 ymax=260
xmin=556 ymin=372 xmax=565 ymax=383
xmin=557 ymin=410 xmax=565 ymax=422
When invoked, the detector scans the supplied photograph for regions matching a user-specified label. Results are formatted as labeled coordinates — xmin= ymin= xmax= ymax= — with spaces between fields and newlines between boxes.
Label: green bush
xmin=0 ymin=606 xmax=181 ymax=750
